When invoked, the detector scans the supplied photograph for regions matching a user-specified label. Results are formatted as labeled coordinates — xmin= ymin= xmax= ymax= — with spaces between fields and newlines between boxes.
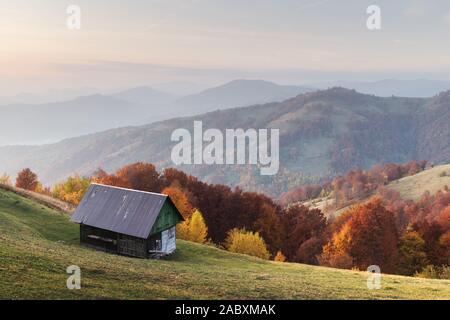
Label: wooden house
xmin=70 ymin=183 xmax=184 ymax=258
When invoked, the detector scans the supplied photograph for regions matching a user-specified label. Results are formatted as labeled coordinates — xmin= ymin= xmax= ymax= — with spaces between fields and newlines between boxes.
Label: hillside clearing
xmin=0 ymin=187 xmax=449 ymax=300
xmin=387 ymin=164 xmax=450 ymax=201
xmin=303 ymin=164 xmax=450 ymax=217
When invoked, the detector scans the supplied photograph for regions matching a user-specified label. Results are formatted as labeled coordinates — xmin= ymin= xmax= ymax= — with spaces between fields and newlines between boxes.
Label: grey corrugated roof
xmin=70 ymin=183 xmax=168 ymax=239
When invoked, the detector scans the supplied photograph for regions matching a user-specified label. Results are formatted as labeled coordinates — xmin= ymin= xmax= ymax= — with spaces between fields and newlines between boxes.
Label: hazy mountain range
xmin=2 ymin=78 xmax=450 ymax=146
xmin=1 ymin=87 xmax=449 ymax=196
xmin=0 ymin=80 xmax=312 ymax=146
xmin=315 ymin=79 xmax=450 ymax=98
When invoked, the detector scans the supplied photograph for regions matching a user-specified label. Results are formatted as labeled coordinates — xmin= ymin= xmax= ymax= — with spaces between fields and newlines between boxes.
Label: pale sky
xmin=1 ymin=0 xmax=450 ymax=94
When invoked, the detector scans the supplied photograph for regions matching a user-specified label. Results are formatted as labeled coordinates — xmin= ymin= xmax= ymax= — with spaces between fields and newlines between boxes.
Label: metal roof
xmin=70 ymin=183 xmax=169 ymax=239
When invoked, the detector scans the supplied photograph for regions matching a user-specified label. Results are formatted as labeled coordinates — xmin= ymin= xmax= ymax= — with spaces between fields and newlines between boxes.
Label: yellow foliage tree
xmin=188 ymin=209 xmax=208 ymax=244
xmin=224 ymin=228 xmax=270 ymax=260
xmin=0 ymin=173 xmax=11 ymax=186
xmin=52 ymin=175 xmax=91 ymax=205
xmin=35 ymin=182 xmax=50 ymax=195
xmin=176 ymin=209 xmax=208 ymax=244
xmin=176 ymin=219 xmax=190 ymax=241
xmin=274 ymin=251 xmax=286 ymax=262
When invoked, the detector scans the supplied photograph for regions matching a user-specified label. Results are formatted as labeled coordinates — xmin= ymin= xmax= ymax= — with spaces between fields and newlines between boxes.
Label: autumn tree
xmin=52 ymin=175 xmax=91 ymax=205
xmin=439 ymin=231 xmax=450 ymax=265
xmin=161 ymin=168 xmax=190 ymax=189
xmin=116 ymin=162 xmax=161 ymax=192
xmin=252 ymin=202 xmax=283 ymax=253
xmin=224 ymin=228 xmax=270 ymax=260
xmin=15 ymin=168 xmax=39 ymax=191
xmin=92 ymin=168 xmax=131 ymax=188
xmin=414 ymin=221 xmax=449 ymax=266
xmin=162 ymin=186 xmax=194 ymax=219
xmin=35 ymin=182 xmax=50 ymax=195
xmin=396 ymin=231 xmax=428 ymax=276
xmin=187 ymin=209 xmax=208 ymax=244
xmin=176 ymin=219 xmax=190 ymax=241
xmin=0 ymin=173 xmax=11 ymax=186
xmin=281 ymin=204 xmax=327 ymax=264
xmin=437 ymin=206 xmax=450 ymax=231
xmin=176 ymin=209 xmax=208 ymax=244
xmin=320 ymin=198 xmax=399 ymax=272
xmin=319 ymin=224 xmax=354 ymax=269
xmin=345 ymin=198 xmax=398 ymax=272
xmin=274 ymin=251 xmax=286 ymax=262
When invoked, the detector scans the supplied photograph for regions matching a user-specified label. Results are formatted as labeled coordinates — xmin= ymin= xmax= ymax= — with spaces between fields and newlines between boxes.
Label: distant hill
xmin=0 ymin=87 xmax=105 ymax=105
xmin=315 ymin=79 xmax=450 ymax=97
xmin=2 ymin=87 xmax=450 ymax=196
xmin=0 ymin=94 xmax=153 ymax=145
xmin=0 ymin=80 xmax=312 ymax=146
xmin=1 ymin=186 xmax=448 ymax=299
xmin=164 ymin=79 xmax=314 ymax=118
xmin=303 ymin=164 xmax=450 ymax=217
xmin=387 ymin=164 xmax=450 ymax=201
xmin=152 ymin=81 xmax=207 ymax=96
xmin=111 ymin=86 xmax=178 ymax=106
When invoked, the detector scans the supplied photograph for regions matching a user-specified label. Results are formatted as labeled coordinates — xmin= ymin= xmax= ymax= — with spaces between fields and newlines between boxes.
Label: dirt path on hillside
xmin=0 ymin=184 xmax=75 ymax=214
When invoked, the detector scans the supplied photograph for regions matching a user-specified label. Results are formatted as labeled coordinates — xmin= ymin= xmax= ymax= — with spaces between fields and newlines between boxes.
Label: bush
xmin=415 ymin=265 xmax=450 ymax=280
xmin=274 ymin=251 xmax=286 ymax=262
xmin=224 ymin=228 xmax=270 ymax=260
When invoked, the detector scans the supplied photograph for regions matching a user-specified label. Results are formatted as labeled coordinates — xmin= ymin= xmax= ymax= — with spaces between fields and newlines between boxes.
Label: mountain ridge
xmin=0 ymin=79 xmax=313 ymax=146
xmin=0 ymin=87 xmax=449 ymax=195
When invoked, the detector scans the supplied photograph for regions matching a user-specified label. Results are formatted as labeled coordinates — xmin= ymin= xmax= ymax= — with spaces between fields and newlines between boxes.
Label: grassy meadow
xmin=0 ymin=187 xmax=449 ymax=300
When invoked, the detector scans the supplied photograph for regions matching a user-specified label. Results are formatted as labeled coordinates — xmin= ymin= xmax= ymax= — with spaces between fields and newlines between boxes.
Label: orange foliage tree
xmin=116 ymin=162 xmax=161 ymax=192
xmin=319 ymin=223 xmax=354 ymax=269
xmin=321 ymin=198 xmax=399 ymax=273
xmin=161 ymin=186 xmax=194 ymax=219
xmin=92 ymin=168 xmax=131 ymax=188
xmin=15 ymin=168 xmax=39 ymax=191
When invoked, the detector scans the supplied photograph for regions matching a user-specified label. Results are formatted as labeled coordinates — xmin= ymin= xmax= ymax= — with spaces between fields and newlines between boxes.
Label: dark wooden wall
xmin=80 ymin=224 xmax=149 ymax=258
xmin=117 ymin=234 xmax=148 ymax=258
xmin=80 ymin=224 xmax=118 ymax=253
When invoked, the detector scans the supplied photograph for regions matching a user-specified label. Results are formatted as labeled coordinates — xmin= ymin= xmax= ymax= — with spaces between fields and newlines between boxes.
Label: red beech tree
xmin=15 ymin=168 xmax=39 ymax=191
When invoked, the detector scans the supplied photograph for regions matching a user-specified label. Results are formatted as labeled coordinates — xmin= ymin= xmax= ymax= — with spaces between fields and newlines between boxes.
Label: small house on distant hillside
xmin=70 ymin=184 xmax=184 ymax=258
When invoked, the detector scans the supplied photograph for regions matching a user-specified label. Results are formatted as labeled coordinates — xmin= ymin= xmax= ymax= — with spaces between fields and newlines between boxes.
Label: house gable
xmin=150 ymin=199 xmax=184 ymax=236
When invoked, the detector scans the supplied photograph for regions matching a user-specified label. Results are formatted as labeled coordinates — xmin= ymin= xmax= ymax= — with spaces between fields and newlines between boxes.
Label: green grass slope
xmin=0 ymin=187 xmax=449 ymax=300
